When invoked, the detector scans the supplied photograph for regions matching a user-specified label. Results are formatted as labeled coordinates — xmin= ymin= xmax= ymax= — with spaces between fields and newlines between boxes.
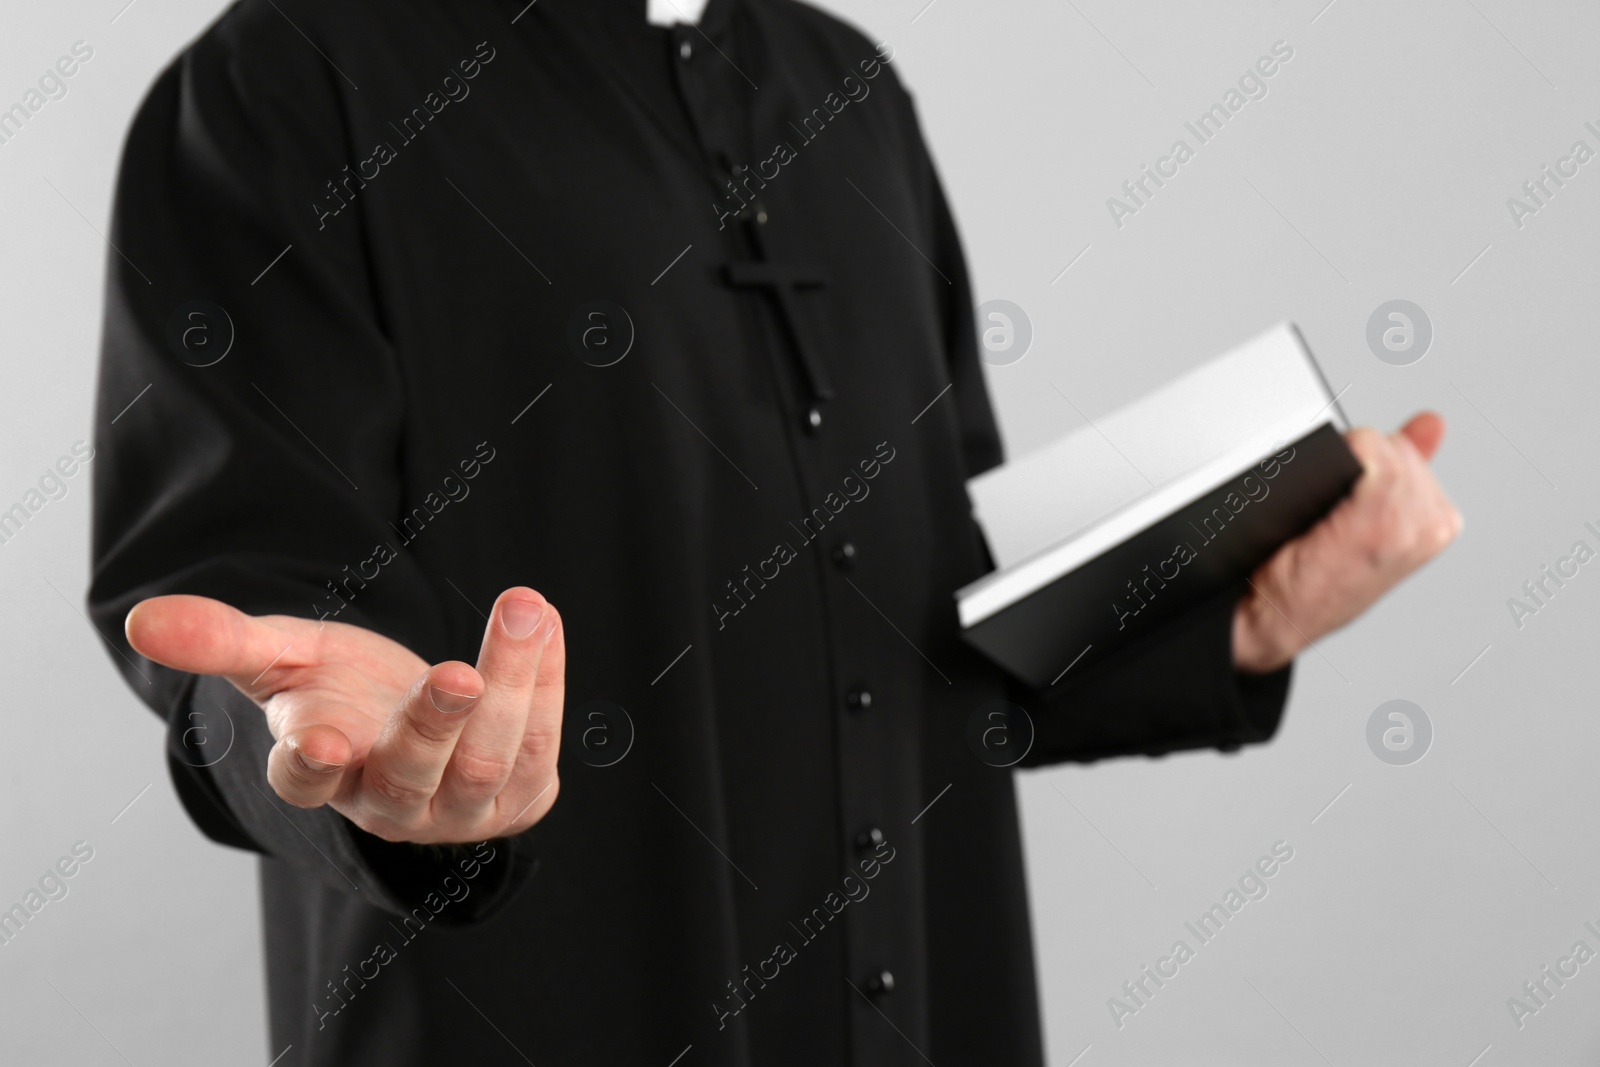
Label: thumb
xmin=126 ymin=594 xmax=297 ymax=694
xmin=1397 ymin=411 xmax=1446 ymax=462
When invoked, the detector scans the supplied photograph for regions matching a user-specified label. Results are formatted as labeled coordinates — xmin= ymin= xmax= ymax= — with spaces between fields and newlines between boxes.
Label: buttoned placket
xmin=665 ymin=12 xmax=913 ymax=1062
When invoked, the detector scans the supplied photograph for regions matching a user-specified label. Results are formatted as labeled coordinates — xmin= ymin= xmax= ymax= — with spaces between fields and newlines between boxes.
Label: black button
xmin=865 ymin=970 xmax=895 ymax=996
xmin=806 ymin=407 xmax=823 ymax=432
xmin=855 ymin=826 xmax=884 ymax=850
xmin=845 ymin=687 xmax=872 ymax=713
xmin=722 ymin=173 xmax=769 ymax=228
xmin=678 ymin=39 xmax=693 ymax=61
xmin=831 ymin=541 xmax=857 ymax=570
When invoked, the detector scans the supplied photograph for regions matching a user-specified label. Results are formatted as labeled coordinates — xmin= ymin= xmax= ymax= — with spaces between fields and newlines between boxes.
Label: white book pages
xmin=959 ymin=323 xmax=1344 ymax=627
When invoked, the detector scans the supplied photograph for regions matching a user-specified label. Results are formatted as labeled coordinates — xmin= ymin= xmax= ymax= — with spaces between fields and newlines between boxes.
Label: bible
xmin=957 ymin=323 xmax=1362 ymax=689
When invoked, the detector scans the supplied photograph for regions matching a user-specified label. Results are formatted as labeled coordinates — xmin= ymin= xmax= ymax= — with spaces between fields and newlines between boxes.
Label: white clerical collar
xmin=646 ymin=0 xmax=709 ymax=26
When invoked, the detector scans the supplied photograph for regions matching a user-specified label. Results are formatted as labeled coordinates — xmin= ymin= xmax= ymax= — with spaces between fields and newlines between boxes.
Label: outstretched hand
xmin=126 ymin=588 xmax=564 ymax=844
xmin=1232 ymin=412 xmax=1462 ymax=673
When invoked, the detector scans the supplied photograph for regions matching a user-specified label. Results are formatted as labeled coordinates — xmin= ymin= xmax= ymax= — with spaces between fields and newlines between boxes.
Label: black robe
xmin=88 ymin=1 xmax=1292 ymax=1063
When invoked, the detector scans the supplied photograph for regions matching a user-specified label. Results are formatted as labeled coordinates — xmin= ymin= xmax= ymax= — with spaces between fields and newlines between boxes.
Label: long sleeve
xmin=897 ymin=82 xmax=1294 ymax=767
xmin=87 ymin=20 xmax=532 ymax=922
xmin=1014 ymin=577 xmax=1291 ymax=765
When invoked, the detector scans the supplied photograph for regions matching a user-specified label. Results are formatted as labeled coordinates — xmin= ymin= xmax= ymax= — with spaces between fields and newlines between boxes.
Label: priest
xmin=88 ymin=0 xmax=1460 ymax=1063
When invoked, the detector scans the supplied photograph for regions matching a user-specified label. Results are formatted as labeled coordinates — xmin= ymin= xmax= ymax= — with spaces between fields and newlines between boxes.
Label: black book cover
xmin=960 ymin=422 xmax=1362 ymax=690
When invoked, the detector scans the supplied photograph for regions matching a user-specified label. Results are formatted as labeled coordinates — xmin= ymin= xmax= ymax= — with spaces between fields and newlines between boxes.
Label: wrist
xmin=1231 ymin=589 xmax=1299 ymax=674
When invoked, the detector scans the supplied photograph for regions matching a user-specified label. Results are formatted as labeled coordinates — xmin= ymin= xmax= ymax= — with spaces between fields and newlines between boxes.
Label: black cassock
xmin=88 ymin=1 xmax=1292 ymax=1063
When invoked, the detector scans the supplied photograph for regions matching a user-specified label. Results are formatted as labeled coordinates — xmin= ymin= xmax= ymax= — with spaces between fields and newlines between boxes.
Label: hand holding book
xmin=1230 ymin=411 xmax=1460 ymax=673
xmin=957 ymin=324 xmax=1462 ymax=690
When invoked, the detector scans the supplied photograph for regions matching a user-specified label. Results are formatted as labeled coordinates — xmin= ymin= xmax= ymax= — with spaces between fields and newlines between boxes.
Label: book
xmin=957 ymin=323 xmax=1362 ymax=690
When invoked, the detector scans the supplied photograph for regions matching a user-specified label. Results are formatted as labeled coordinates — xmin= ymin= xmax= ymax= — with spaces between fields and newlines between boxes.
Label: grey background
xmin=2 ymin=0 xmax=1595 ymax=1063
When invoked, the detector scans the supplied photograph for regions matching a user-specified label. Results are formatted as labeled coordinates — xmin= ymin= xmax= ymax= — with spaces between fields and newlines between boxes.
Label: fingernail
xmin=297 ymin=750 xmax=343 ymax=773
xmin=429 ymin=685 xmax=477 ymax=714
xmin=502 ymin=598 xmax=545 ymax=639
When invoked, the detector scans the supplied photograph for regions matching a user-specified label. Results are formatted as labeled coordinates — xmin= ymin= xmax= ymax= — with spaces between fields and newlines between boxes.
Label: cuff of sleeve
xmin=186 ymin=675 xmax=539 ymax=924
xmin=349 ymin=830 xmax=540 ymax=927
xmin=1213 ymin=578 xmax=1295 ymax=753
xmin=1217 ymin=648 xmax=1293 ymax=753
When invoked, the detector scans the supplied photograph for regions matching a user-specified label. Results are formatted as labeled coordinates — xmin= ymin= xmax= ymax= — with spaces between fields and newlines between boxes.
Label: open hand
xmin=1232 ymin=412 xmax=1462 ymax=673
xmin=125 ymin=588 xmax=564 ymax=844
